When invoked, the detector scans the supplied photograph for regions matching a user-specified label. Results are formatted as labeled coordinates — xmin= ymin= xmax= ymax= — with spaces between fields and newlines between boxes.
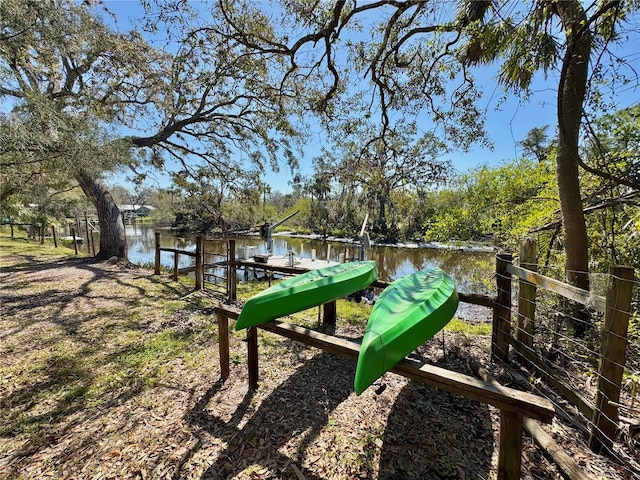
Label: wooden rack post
xmin=247 ymin=326 xmax=259 ymax=390
xmin=499 ymin=410 xmax=524 ymax=480
xmin=322 ymin=301 xmax=337 ymax=327
xmin=217 ymin=310 xmax=230 ymax=380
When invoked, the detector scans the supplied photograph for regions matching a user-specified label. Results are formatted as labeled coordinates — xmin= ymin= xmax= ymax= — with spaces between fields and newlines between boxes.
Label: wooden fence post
xmin=52 ymin=225 xmax=58 ymax=248
xmin=84 ymin=213 xmax=91 ymax=254
xmin=173 ymin=252 xmax=179 ymax=281
xmin=492 ymin=253 xmax=512 ymax=361
xmin=589 ymin=265 xmax=634 ymax=453
xmin=154 ymin=232 xmax=161 ymax=275
xmin=195 ymin=236 xmax=203 ymax=290
xmin=228 ymin=239 xmax=237 ymax=301
xmin=71 ymin=227 xmax=78 ymax=255
xmin=75 ymin=215 xmax=82 ymax=245
xmin=517 ymin=238 xmax=537 ymax=353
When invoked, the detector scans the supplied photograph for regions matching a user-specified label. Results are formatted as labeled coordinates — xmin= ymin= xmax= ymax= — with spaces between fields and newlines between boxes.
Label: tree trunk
xmin=378 ymin=195 xmax=386 ymax=236
xmin=554 ymin=1 xmax=592 ymax=334
xmin=75 ymin=170 xmax=128 ymax=260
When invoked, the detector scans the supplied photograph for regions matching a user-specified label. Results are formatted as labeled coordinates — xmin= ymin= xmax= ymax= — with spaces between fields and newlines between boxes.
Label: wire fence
xmin=492 ymin=251 xmax=639 ymax=477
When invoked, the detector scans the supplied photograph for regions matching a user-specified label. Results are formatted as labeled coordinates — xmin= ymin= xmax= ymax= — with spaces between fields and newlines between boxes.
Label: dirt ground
xmin=0 ymin=242 xmax=637 ymax=479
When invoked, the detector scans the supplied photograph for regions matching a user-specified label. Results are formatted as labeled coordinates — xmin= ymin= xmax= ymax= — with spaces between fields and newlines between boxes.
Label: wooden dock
xmin=240 ymin=254 xmax=336 ymax=271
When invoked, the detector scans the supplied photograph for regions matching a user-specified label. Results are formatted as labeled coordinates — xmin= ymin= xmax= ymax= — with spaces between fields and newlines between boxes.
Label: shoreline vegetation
xmin=0 ymin=232 xmax=626 ymax=479
xmin=166 ymin=225 xmax=498 ymax=254
xmin=280 ymin=231 xmax=498 ymax=253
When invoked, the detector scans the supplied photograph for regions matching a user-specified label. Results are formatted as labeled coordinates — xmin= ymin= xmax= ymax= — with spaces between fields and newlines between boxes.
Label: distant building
xmin=120 ymin=205 xmax=156 ymax=218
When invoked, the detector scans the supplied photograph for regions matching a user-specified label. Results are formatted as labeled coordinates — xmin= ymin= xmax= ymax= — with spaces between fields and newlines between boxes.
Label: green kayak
xmin=235 ymin=260 xmax=377 ymax=330
xmin=354 ymin=267 xmax=458 ymax=395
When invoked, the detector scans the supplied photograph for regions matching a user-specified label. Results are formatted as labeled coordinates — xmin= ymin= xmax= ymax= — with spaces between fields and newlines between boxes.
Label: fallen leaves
xmin=1 ymin=255 xmax=635 ymax=480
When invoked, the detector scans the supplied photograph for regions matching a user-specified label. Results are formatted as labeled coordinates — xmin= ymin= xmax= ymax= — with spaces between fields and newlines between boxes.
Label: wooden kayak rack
xmin=214 ymin=304 xmax=555 ymax=480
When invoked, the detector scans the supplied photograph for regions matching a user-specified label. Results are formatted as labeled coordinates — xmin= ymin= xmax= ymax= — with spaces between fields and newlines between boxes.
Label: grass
xmin=0 ymin=226 xmax=87 ymax=263
xmin=445 ymin=318 xmax=492 ymax=335
xmin=0 ymin=233 xmax=220 ymax=451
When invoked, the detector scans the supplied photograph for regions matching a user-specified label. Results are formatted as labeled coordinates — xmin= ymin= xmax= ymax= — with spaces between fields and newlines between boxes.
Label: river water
xmin=125 ymin=225 xmax=496 ymax=295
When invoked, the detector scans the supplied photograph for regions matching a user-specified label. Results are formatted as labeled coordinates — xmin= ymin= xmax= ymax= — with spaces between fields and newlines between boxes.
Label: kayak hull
xmin=235 ymin=260 xmax=377 ymax=330
xmin=354 ymin=268 xmax=458 ymax=395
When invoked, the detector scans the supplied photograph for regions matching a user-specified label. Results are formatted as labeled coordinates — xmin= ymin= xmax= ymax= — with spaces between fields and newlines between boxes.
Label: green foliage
xmin=0 ymin=0 xmax=146 ymax=168
xmin=581 ymin=105 xmax=640 ymax=271
xmin=299 ymin=128 xmax=451 ymax=241
xmin=391 ymin=190 xmax=430 ymax=241
xmin=424 ymin=157 xmax=558 ymax=248
xmin=0 ymin=0 xmax=148 ymax=238
xmin=169 ymin=165 xmax=263 ymax=232
xmin=285 ymin=197 xmax=313 ymax=233
xmin=2 ymin=0 xmax=307 ymax=255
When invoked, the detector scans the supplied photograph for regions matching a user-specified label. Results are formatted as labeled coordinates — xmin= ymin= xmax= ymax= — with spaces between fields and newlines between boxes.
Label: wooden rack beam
xmin=213 ymin=304 xmax=555 ymax=480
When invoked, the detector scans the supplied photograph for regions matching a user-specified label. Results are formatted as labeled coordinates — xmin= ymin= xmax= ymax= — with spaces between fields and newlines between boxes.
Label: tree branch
xmin=528 ymin=192 xmax=639 ymax=233
xmin=581 ymin=116 xmax=640 ymax=191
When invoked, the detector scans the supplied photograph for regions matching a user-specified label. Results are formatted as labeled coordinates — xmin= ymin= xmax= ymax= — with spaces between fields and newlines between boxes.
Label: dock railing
xmin=154 ymin=231 xmax=202 ymax=288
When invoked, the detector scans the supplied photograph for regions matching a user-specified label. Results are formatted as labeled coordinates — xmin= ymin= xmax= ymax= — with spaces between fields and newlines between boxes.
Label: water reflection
xmin=125 ymin=225 xmax=161 ymax=267
xmin=124 ymin=226 xmax=495 ymax=295
xmin=368 ymin=245 xmax=494 ymax=294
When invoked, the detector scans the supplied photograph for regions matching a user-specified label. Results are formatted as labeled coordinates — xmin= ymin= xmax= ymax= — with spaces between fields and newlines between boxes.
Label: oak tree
xmin=1 ymin=0 xmax=300 ymax=259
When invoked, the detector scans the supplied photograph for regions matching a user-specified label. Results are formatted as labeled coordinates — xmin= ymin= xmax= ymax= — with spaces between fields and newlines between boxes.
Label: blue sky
xmin=102 ymin=0 xmax=640 ymax=193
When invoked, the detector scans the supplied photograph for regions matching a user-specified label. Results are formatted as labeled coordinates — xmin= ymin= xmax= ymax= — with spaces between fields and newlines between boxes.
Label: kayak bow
xmin=235 ymin=260 xmax=377 ymax=330
xmin=354 ymin=267 xmax=458 ymax=395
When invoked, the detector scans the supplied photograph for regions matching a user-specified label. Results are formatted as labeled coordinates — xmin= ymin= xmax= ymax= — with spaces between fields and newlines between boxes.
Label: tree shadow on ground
xmin=186 ymin=344 xmax=494 ymax=480
xmin=0 ymin=253 xmax=87 ymax=275
xmin=0 ymin=257 xmax=197 ymax=477
xmin=0 ymin=258 xmax=188 ymax=340
xmin=378 ymin=349 xmax=494 ymax=479
xmin=191 ymin=352 xmax=355 ymax=480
